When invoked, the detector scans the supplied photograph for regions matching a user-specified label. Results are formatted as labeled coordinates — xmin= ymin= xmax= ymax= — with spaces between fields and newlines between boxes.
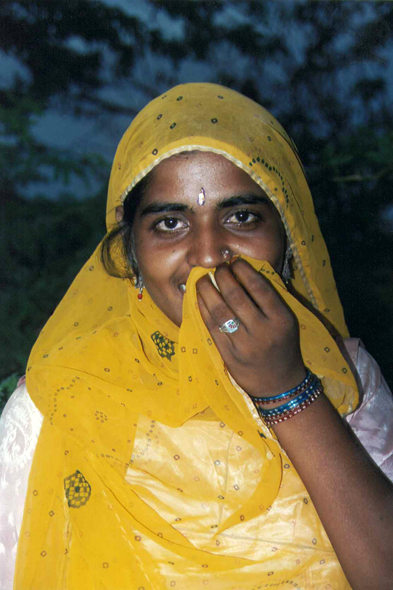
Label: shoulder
xmin=342 ymin=338 xmax=389 ymax=409
xmin=0 ymin=381 xmax=43 ymax=587
xmin=0 ymin=379 xmax=43 ymax=500
xmin=342 ymin=338 xmax=393 ymax=480
xmin=0 ymin=381 xmax=43 ymax=470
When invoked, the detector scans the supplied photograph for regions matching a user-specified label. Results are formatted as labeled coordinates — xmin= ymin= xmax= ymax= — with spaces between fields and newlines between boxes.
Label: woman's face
xmin=132 ymin=151 xmax=285 ymax=327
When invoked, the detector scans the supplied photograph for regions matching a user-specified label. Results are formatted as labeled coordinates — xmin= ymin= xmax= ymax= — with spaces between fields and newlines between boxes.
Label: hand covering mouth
xmin=179 ymin=270 xmax=219 ymax=295
xmin=180 ymin=269 xmax=218 ymax=294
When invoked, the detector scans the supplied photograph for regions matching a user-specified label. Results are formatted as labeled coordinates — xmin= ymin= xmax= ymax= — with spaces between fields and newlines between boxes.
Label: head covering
xmin=17 ymin=84 xmax=358 ymax=588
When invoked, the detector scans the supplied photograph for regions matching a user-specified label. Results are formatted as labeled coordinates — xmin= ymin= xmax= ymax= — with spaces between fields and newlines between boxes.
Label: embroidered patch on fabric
xmin=64 ymin=470 xmax=91 ymax=508
xmin=151 ymin=331 xmax=175 ymax=361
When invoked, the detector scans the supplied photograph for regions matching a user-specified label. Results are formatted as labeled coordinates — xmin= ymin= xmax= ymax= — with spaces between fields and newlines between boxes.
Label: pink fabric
xmin=345 ymin=342 xmax=393 ymax=480
xmin=16 ymin=376 xmax=26 ymax=388
xmin=0 ymin=339 xmax=392 ymax=588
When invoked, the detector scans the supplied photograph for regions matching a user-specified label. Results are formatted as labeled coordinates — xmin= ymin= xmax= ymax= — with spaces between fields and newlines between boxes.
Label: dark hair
xmin=100 ymin=172 xmax=153 ymax=284
xmin=101 ymin=151 xmax=201 ymax=283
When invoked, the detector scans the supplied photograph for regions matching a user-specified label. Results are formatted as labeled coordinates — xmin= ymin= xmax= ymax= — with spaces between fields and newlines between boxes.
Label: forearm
xmin=273 ymin=393 xmax=393 ymax=589
xmin=197 ymin=259 xmax=393 ymax=585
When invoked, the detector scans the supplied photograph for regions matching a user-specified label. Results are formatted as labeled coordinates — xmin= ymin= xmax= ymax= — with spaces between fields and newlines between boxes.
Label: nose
xmin=187 ymin=227 xmax=228 ymax=269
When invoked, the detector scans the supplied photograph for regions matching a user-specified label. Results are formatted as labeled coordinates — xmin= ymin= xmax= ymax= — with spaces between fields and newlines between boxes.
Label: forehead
xmin=144 ymin=150 xmax=268 ymax=201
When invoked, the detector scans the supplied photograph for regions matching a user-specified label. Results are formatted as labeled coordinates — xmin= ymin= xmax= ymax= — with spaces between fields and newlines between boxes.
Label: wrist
xmin=248 ymin=366 xmax=307 ymax=401
xmin=251 ymin=367 xmax=310 ymax=406
xmin=251 ymin=370 xmax=324 ymax=426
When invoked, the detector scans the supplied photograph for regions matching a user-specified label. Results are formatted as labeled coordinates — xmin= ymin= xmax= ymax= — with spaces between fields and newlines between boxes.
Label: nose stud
xmin=221 ymin=249 xmax=230 ymax=260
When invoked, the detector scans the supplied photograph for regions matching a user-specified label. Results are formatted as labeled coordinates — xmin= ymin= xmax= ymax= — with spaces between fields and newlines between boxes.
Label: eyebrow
xmin=139 ymin=202 xmax=189 ymax=217
xmin=139 ymin=194 xmax=270 ymax=217
xmin=218 ymin=194 xmax=270 ymax=209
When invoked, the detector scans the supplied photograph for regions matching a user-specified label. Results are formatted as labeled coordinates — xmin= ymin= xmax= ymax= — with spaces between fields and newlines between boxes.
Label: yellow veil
xmin=17 ymin=84 xmax=358 ymax=589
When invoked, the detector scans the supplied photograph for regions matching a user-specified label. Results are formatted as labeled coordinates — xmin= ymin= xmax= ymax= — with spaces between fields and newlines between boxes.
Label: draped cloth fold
xmin=17 ymin=84 xmax=358 ymax=589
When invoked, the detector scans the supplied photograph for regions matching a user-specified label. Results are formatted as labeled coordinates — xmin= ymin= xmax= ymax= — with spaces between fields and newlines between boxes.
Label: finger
xmin=213 ymin=263 xmax=263 ymax=329
xmin=196 ymin=274 xmax=245 ymax=337
xmin=230 ymin=259 xmax=286 ymax=318
xmin=196 ymin=291 xmax=234 ymax=354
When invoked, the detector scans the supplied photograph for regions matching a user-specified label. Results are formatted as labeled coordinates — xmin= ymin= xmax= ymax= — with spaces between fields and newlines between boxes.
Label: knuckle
xmin=225 ymin=286 xmax=247 ymax=309
xmin=213 ymin=301 xmax=231 ymax=320
xmin=276 ymin=314 xmax=298 ymax=341
xmin=281 ymin=307 xmax=297 ymax=328
xmin=240 ymin=277 xmax=266 ymax=303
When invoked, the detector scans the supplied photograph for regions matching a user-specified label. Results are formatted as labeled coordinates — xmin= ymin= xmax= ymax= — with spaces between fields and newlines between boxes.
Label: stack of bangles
xmin=252 ymin=369 xmax=323 ymax=426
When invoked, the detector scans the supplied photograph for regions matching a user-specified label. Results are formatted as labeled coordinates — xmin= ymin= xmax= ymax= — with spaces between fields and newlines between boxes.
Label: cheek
xmin=236 ymin=225 xmax=284 ymax=269
xmin=264 ymin=217 xmax=286 ymax=268
xmin=133 ymin=234 xmax=183 ymax=283
xmin=249 ymin=239 xmax=283 ymax=268
xmin=269 ymin=225 xmax=285 ymax=260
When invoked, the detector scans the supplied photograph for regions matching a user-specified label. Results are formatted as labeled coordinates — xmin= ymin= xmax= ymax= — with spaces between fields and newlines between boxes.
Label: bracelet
xmin=256 ymin=377 xmax=319 ymax=417
xmin=254 ymin=373 xmax=323 ymax=426
xmin=263 ymin=386 xmax=323 ymax=425
xmin=254 ymin=378 xmax=319 ymax=415
xmin=252 ymin=369 xmax=312 ymax=404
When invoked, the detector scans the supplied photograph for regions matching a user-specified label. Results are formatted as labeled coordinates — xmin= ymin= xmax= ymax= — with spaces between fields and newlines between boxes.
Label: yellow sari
xmin=18 ymin=83 xmax=358 ymax=589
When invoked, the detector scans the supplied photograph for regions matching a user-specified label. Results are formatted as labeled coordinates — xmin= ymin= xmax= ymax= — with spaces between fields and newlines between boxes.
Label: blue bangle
xmin=258 ymin=380 xmax=319 ymax=416
xmin=257 ymin=377 xmax=321 ymax=417
xmin=252 ymin=369 xmax=312 ymax=404
xmin=262 ymin=383 xmax=323 ymax=426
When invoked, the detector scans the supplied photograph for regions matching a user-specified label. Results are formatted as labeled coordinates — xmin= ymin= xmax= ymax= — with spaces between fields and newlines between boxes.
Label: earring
xmin=221 ymin=249 xmax=231 ymax=260
xmin=282 ymin=245 xmax=293 ymax=284
xmin=136 ymin=279 xmax=144 ymax=300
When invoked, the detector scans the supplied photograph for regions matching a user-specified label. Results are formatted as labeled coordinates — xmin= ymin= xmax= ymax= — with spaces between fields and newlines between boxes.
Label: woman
xmin=1 ymin=83 xmax=393 ymax=589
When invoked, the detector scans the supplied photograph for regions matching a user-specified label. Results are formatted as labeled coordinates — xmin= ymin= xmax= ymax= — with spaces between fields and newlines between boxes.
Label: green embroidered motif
xmin=64 ymin=470 xmax=91 ymax=508
xmin=151 ymin=331 xmax=175 ymax=361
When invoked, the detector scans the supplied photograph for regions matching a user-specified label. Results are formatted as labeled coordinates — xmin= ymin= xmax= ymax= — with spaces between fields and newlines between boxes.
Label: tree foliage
xmin=1 ymin=0 xmax=393 ymax=411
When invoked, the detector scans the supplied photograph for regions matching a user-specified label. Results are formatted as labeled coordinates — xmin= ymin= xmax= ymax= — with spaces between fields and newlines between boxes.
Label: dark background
xmin=1 ymin=0 xmax=393 ymax=411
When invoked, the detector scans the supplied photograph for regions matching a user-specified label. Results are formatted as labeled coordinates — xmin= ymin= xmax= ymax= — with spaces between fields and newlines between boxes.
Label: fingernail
xmin=208 ymin=271 xmax=221 ymax=292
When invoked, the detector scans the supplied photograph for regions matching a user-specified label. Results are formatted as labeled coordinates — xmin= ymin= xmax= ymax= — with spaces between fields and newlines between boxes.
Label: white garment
xmin=0 ymin=383 xmax=42 ymax=589
xmin=0 ymin=340 xmax=393 ymax=589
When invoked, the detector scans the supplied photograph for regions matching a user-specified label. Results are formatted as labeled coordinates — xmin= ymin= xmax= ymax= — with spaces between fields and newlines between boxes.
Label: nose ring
xmin=221 ymin=249 xmax=230 ymax=260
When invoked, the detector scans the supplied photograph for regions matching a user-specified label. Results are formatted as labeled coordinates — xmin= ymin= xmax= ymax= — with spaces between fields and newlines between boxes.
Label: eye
xmin=154 ymin=216 xmax=188 ymax=232
xmin=225 ymin=210 xmax=260 ymax=225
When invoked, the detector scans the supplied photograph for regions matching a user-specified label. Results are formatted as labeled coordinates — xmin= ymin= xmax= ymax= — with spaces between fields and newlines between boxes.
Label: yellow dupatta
xmin=17 ymin=84 xmax=358 ymax=589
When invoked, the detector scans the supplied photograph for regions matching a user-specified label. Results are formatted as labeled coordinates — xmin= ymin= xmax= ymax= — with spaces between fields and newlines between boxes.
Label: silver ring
xmin=219 ymin=317 xmax=240 ymax=334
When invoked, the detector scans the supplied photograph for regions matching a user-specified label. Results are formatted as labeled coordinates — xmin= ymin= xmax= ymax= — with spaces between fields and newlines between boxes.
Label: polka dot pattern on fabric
xmin=21 ymin=83 xmax=358 ymax=589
